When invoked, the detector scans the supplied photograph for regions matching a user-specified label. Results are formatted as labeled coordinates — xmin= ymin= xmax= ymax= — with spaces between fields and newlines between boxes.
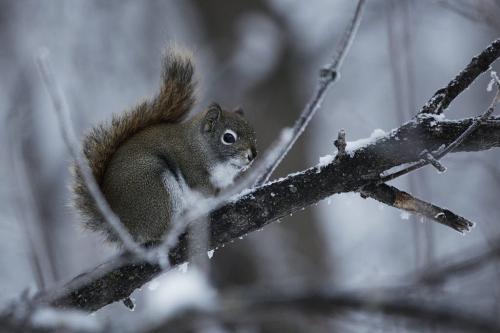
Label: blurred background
xmin=1 ymin=0 xmax=500 ymax=331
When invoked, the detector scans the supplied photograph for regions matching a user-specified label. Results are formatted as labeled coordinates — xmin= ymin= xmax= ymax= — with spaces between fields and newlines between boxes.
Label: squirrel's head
xmin=199 ymin=103 xmax=257 ymax=181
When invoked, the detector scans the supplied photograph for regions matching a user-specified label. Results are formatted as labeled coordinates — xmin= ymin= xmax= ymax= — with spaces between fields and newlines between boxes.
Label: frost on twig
xmin=254 ymin=0 xmax=366 ymax=186
xmin=487 ymin=71 xmax=499 ymax=92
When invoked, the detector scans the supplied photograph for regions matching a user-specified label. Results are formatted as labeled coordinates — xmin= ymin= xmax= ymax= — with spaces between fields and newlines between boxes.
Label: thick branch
xmin=34 ymin=116 xmax=500 ymax=312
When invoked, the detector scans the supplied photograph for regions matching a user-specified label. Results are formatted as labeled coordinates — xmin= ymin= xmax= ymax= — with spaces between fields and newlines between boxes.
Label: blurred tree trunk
xmin=189 ymin=0 xmax=334 ymax=292
xmin=0 ymin=1 xmax=60 ymax=287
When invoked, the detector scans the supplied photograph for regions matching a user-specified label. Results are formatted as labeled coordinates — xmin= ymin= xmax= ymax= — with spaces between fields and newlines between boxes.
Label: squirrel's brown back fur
xmin=72 ymin=48 xmax=196 ymax=236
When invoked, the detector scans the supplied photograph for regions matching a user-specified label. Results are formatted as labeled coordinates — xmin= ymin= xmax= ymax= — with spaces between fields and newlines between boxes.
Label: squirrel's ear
xmin=203 ymin=104 xmax=221 ymax=132
xmin=233 ymin=107 xmax=244 ymax=116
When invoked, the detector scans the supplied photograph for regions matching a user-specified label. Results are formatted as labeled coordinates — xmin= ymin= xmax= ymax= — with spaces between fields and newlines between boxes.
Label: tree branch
xmin=33 ymin=115 xmax=500 ymax=312
xmin=360 ymin=183 xmax=474 ymax=233
xmin=416 ymin=241 xmax=500 ymax=285
xmin=419 ymin=38 xmax=500 ymax=115
xmin=381 ymin=76 xmax=500 ymax=183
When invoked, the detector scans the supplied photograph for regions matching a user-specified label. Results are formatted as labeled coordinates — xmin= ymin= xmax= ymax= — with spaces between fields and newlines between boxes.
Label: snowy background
xmin=1 ymin=0 xmax=499 ymax=331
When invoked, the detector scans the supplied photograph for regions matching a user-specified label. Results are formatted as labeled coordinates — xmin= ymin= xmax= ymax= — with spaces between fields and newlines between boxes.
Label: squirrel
xmin=72 ymin=47 xmax=257 ymax=244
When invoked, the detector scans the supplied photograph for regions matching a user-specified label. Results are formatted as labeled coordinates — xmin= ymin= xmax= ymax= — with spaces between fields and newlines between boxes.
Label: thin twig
xmin=254 ymin=0 xmax=366 ymax=186
xmin=420 ymin=150 xmax=446 ymax=173
xmin=35 ymin=51 xmax=147 ymax=259
xmin=380 ymin=79 xmax=500 ymax=183
xmin=417 ymin=241 xmax=500 ymax=285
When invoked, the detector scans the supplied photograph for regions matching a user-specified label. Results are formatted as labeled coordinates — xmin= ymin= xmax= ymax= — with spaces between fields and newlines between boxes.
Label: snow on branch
xmin=32 ymin=115 xmax=500 ymax=312
xmin=380 ymin=70 xmax=500 ymax=183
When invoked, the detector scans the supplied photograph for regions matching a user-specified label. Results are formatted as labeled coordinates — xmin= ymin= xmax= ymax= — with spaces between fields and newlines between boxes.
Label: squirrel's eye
xmin=221 ymin=129 xmax=237 ymax=145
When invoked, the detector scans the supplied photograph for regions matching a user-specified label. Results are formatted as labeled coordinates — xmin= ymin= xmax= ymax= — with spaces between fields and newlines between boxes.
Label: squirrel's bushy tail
xmin=72 ymin=47 xmax=196 ymax=234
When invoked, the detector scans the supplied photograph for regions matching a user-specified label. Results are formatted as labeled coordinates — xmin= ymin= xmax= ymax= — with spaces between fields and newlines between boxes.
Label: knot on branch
xmin=419 ymin=90 xmax=447 ymax=115
xmin=334 ymin=129 xmax=347 ymax=159
xmin=320 ymin=67 xmax=338 ymax=81
xmin=420 ymin=150 xmax=446 ymax=173
xmin=122 ymin=297 xmax=135 ymax=310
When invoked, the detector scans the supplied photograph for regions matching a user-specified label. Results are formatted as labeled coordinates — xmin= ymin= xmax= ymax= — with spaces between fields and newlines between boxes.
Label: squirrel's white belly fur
xmin=209 ymin=161 xmax=241 ymax=189
xmin=162 ymin=162 xmax=239 ymax=221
